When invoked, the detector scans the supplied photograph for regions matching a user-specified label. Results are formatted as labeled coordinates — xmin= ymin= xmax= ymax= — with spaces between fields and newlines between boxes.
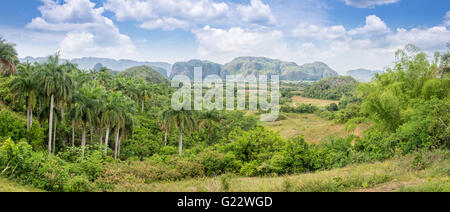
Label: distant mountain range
xmin=171 ymin=57 xmax=339 ymax=81
xmin=21 ymin=56 xmax=384 ymax=82
xmin=346 ymin=69 xmax=384 ymax=82
xmin=20 ymin=56 xmax=171 ymax=78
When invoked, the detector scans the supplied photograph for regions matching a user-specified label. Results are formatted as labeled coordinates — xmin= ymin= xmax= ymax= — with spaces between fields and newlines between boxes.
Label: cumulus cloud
xmin=140 ymin=17 xmax=189 ymax=31
xmin=104 ymin=0 xmax=230 ymax=30
xmin=26 ymin=0 xmax=135 ymax=59
xmin=237 ymin=0 xmax=276 ymax=25
xmin=349 ymin=15 xmax=390 ymax=36
xmin=344 ymin=0 xmax=400 ymax=8
xmin=387 ymin=26 xmax=450 ymax=51
xmin=193 ymin=26 xmax=287 ymax=62
xmin=104 ymin=0 xmax=277 ymax=30
xmin=289 ymin=14 xmax=450 ymax=71
xmin=292 ymin=24 xmax=348 ymax=41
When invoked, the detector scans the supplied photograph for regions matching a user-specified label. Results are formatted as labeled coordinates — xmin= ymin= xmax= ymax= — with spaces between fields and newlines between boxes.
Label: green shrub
xmin=64 ymin=175 xmax=94 ymax=192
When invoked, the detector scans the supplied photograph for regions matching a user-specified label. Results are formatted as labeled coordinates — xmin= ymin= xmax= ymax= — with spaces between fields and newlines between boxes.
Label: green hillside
xmin=122 ymin=65 xmax=169 ymax=84
xmin=223 ymin=57 xmax=339 ymax=80
xmin=170 ymin=59 xmax=222 ymax=79
xmin=303 ymin=76 xmax=359 ymax=100
xmin=170 ymin=57 xmax=339 ymax=81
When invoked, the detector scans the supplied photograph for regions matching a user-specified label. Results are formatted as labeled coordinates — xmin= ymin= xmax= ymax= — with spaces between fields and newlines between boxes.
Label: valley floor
xmin=110 ymin=150 xmax=449 ymax=192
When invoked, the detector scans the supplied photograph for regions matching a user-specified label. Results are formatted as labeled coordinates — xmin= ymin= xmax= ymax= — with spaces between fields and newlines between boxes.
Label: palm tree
xmin=0 ymin=38 xmax=18 ymax=76
xmin=138 ymin=83 xmax=151 ymax=113
xmin=10 ymin=62 xmax=37 ymax=130
xmin=116 ymin=111 xmax=134 ymax=159
xmin=164 ymin=108 xmax=197 ymax=156
xmin=157 ymin=110 xmax=173 ymax=146
xmin=37 ymin=54 xmax=73 ymax=154
xmin=199 ymin=110 xmax=222 ymax=142
xmin=71 ymin=85 xmax=99 ymax=160
xmin=101 ymin=92 xmax=122 ymax=154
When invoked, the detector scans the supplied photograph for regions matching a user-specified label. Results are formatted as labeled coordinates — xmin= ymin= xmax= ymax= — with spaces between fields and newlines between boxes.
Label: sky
xmin=1 ymin=0 xmax=449 ymax=73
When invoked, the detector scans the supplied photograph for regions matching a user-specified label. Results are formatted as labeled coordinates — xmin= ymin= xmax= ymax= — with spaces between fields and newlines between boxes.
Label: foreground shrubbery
xmin=0 ymin=138 xmax=108 ymax=192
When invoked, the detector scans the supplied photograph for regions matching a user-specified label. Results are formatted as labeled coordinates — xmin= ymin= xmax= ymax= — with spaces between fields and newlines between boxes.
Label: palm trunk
xmin=164 ymin=128 xmax=168 ymax=146
xmin=99 ymin=127 xmax=104 ymax=145
xmin=114 ymin=125 xmax=121 ymax=160
xmin=26 ymin=96 xmax=30 ymax=130
xmin=141 ymin=100 xmax=144 ymax=113
xmin=118 ymin=136 xmax=122 ymax=157
xmin=104 ymin=122 xmax=111 ymax=154
xmin=48 ymin=94 xmax=54 ymax=154
xmin=72 ymin=120 xmax=75 ymax=146
xmin=178 ymin=128 xmax=183 ymax=156
xmin=61 ymin=105 xmax=64 ymax=119
xmin=82 ymin=122 xmax=87 ymax=160
xmin=52 ymin=116 xmax=56 ymax=154
xmin=30 ymin=107 xmax=33 ymax=128
xmin=90 ymin=127 xmax=94 ymax=144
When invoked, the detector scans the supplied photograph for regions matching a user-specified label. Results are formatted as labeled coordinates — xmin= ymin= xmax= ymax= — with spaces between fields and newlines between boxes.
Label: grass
xmin=108 ymin=150 xmax=449 ymax=192
xmin=260 ymin=113 xmax=369 ymax=143
xmin=0 ymin=178 xmax=43 ymax=192
xmin=291 ymin=96 xmax=339 ymax=108
xmin=396 ymin=177 xmax=450 ymax=192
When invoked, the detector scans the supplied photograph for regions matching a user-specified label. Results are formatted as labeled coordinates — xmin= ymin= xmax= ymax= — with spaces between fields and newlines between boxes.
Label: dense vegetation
xmin=122 ymin=65 xmax=169 ymax=84
xmin=303 ymin=76 xmax=359 ymax=100
xmin=0 ymin=37 xmax=448 ymax=192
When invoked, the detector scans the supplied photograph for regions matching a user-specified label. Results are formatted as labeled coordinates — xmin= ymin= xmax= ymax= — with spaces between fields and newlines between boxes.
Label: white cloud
xmin=193 ymin=26 xmax=287 ymax=62
xmin=292 ymin=24 xmax=348 ymax=41
xmin=349 ymin=15 xmax=390 ymax=36
xmin=288 ymin=14 xmax=450 ymax=72
xmin=387 ymin=26 xmax=450 ymax=51
xmin=237 ymin=0 xmax=276 ymax=25
xmin=140 ymin=17 xmax=189 ymax=31
xmin=26 ymin=0 xmax=136 ymax=59
xmin=444 ymin=11 xmax=450 ymax=26
xmin=104 ymin=0 xmax=277 ymax=30
xmin=104 ymin=0 xmax=229 ymax=30
xmin=344 ymin=0 xmax=400 ymax=8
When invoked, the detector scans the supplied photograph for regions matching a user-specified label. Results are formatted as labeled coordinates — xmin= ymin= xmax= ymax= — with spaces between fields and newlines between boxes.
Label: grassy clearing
xmin=292 ymin=96 xmax=338 ymax=108
xmin=0 ymin=178 xmax=43 ymax=192
xmin=396 ymin=177 xmax=450 ymax=192
xmin=261 ymin=113 xmax=369 ymax=143
xmin=109 ymin=150 xmax=449 ymax=192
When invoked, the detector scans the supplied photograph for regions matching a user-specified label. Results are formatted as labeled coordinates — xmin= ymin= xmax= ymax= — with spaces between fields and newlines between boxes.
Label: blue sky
xmin=1 ymin=0 xmax=449 ymax=73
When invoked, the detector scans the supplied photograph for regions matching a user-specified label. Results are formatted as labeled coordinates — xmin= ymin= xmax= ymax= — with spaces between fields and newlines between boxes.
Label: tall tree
xmin=199 ymin=110 xmax=221 ymax=142
xmin=164 ymin=109 xmax=197 ymax=156
xmin=101 ymin=92 xmax=122 ymax=154
xmin=10 ymin=62 xmax=37 ymax=130
xmin=0 ymin=38 xmax=18 ymax=76
xmin=158 ymin=110 xmax=173 ymax=146
xmin=37 ymin=54 xmax=73 ymax=154
xmin=72 ymin=85 xmax=100 ymax=160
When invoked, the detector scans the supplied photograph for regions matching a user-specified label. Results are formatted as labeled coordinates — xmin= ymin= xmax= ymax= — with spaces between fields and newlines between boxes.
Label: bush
xmin=0 ymin=111 xmax=27 ymax=141
xmin=64 ymin=175 xmax=94 ymax=192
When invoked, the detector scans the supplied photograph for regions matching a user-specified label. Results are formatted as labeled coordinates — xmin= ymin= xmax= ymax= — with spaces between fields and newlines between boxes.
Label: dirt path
xmin=355 ymin=180 xmax=425 ymax=192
